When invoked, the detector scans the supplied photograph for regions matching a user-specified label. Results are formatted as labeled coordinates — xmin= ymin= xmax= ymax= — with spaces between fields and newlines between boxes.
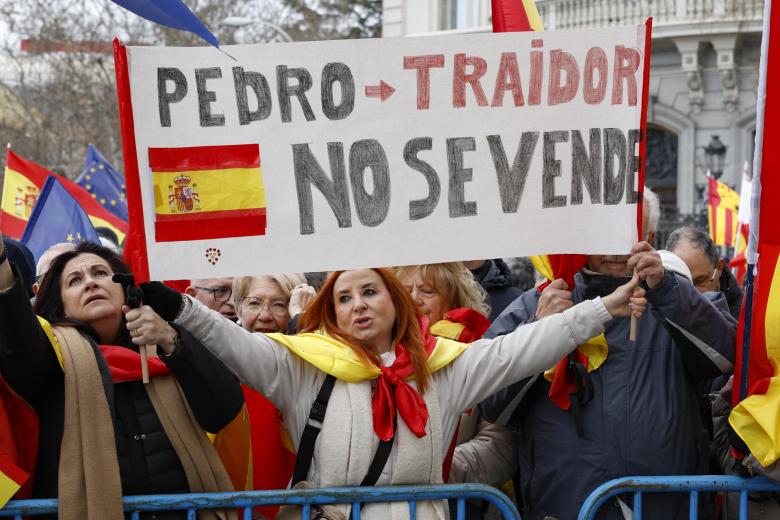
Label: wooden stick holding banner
xmin=114 ymin=273 xmax=152 ymax=383
xmin=139 ymin=345 xmax=150 ymax=384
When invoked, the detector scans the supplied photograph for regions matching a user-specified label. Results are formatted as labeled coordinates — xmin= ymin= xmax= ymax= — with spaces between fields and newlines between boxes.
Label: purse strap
xmin=291 ymin=374 xmax=395 ymax=487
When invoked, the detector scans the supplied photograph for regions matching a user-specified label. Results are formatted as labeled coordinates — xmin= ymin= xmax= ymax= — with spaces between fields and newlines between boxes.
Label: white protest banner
xmin=114 ymin=21 xmax=651 ymax=281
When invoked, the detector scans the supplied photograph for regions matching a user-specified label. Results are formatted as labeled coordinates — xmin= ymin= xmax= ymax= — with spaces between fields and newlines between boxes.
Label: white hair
xmin=643 ymin=187 xmax=660 ymax=234
xmin=36 ymin=242 xmax=77 ymax=276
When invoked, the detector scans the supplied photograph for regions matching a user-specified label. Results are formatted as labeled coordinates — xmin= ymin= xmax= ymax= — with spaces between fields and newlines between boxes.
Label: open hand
xmin=601 ymin=272 xmax=647 ymax=318
xmin=535 ymin=278 xmax=573 ymax=320
xmin=289 ymin=283 xmax=316 ymax=316
xmin=124 ymin=304 xmax=179 ymax=354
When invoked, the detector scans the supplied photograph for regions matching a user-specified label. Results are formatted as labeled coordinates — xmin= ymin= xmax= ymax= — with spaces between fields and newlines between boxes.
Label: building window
xmin=645 ymin=125 xmax=679 ymax=215
xmin=442 ymin=0 xmax=483 ymax=30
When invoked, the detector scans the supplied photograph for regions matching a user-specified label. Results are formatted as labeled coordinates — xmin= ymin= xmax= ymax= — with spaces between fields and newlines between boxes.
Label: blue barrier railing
xmin=0 ymin=483 xmax=521 ymax=520
xmin=578 ymin=475 xmax=780 ymax=520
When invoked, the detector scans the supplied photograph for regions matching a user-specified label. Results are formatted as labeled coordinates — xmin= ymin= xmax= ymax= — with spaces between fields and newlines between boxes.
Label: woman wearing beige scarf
xmin=0 ymin=239 xmax=243 ymax=520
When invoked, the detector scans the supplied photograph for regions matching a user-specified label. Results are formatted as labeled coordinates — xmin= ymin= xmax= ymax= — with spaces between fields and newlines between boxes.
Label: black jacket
xmin=0 ymin=265 xmax=244 ymax=501
xmin=470 ymin=259 xmax=523 ymax=322
xmin=719 ymin=267 xmax=743 ymax=320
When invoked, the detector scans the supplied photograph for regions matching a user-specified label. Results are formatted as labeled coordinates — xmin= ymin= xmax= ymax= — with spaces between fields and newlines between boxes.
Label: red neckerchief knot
xmin=371 ymin=343 xmax=429 ymax=441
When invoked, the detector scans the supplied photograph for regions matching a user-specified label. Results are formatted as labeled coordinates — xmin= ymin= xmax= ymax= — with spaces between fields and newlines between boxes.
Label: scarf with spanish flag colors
xmin=266 ymin=330 xmax=470 ymax=442
xmin=425 ymin=307 xmax=490 ymax=481
xmin=530 ymin=254 xmax=608 ymax=410
xmin=211 ymin=326 xmax=470 ymax=515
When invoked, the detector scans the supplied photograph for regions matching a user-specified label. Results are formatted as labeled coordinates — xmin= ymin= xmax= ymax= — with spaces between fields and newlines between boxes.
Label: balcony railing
xmin=440 ymin=0 xmax=764 ymax=33
xmin=536 ymin=0 xmax=765 ymax=31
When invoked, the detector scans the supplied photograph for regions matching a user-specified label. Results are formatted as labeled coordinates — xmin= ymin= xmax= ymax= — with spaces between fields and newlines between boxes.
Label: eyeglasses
xmin=693 ymin=268 xmax=718 ymax=289
xmin=192 ymin=285 xmax=232 ymax=302
xmin=240 ymin=297 xmax=289 ymax=317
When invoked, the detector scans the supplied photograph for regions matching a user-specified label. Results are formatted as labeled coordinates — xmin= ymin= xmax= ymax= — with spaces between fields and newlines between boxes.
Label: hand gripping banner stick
xmin=113 ymin=273 xmax=151 ymax=383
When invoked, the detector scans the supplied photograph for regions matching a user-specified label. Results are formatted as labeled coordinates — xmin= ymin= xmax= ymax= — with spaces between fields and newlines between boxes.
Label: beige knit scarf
xmin=53 ymin=325 xmax=237 ymax=520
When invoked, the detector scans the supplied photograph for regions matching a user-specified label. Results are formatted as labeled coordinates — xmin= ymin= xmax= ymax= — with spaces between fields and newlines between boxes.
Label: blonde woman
xmin=396 ymin=262 xmax=516 ymax=517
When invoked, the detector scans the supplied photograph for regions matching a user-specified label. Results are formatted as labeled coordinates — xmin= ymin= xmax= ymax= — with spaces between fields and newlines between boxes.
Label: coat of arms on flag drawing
xmin=148 ymin=144 xmax=267 ymax=242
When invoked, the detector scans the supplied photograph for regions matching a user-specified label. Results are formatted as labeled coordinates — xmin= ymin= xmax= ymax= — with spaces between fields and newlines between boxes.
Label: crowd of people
xmin=0 ymin=186 xmax=766 ymax=520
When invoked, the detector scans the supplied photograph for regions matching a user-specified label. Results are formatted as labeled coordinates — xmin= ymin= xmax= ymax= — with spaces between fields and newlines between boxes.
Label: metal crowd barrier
xmin=0 ymin=483 xmax=521 ymax=520
xmin=577 ymin=475 xmax=780 ymax=520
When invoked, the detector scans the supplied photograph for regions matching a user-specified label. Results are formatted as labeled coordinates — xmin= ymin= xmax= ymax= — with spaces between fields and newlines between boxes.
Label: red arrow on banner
xmin=364 ymin=81 xmax=395 ymax=101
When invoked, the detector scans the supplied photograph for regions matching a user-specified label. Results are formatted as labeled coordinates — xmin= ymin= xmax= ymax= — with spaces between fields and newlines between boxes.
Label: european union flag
xmin=76 ymin=144 xmax=128 ymax=221
xmin=110 ymin=0 xmax=219 ymax=47
xmin=21 ymin=176 xmax=101 ymax=262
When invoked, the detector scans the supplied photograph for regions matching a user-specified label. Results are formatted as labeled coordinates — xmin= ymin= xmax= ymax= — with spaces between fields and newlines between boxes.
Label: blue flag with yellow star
xmin=76 ymin=144 xmax=128 ymax=221
xmin=20 ymin=176 xmax=101 ymax=262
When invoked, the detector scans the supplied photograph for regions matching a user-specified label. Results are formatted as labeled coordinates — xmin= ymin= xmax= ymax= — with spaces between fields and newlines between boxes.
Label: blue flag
xmin=110 ymin=0 xmax=219 ymax=47
xmin=21 ymin=176 xmax=101 ymax=262
xmin=76 ymin=144 xmax=128 ymax=221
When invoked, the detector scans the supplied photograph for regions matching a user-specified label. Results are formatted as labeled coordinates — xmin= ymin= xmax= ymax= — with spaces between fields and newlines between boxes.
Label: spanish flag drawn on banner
xmin=728 ymin=0 xmax=780 ymax=468
xmin=148 ymin=144 xmax=267 ymax=242
xmin=707 ymin=175 xmax=740 ymax=247
xmin=0 ymin=149 xmax=128 ymax=242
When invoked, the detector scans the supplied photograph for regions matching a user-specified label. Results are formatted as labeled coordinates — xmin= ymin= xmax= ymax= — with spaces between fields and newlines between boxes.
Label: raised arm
xmin=134 ymin=291 xmax=307 ymax=413
xmin=444 ymin=298 xmax=611 ymax=414
xmin=628 ymin=241 xmax=737 ymax=382
xmin=445 ymin=274 xmax=645 ymax=414
xmin=0 ymin=239 xmax=64 ymax=405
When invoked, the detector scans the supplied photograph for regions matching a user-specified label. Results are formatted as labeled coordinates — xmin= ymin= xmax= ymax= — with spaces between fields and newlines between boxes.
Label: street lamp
xmin=704 ymin=135 xmax=727 ymax=179
xmin=221 ymin=16 xmax=293 ymax=43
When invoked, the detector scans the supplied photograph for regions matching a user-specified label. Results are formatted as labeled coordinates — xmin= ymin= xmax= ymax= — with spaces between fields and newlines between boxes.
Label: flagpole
xmin=738 ymin=0 xmax=772 ymax=402
xmin=740 ymin=266 xmax=755 ymax=400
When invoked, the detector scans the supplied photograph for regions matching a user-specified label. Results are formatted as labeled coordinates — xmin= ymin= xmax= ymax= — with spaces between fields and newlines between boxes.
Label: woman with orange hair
xmin=127 ymin=268 xmax=645 ymax=519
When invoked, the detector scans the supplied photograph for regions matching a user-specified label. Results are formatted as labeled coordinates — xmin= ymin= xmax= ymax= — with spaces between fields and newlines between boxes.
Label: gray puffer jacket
xmin=481 ymin=271 xmax=737 ymax=520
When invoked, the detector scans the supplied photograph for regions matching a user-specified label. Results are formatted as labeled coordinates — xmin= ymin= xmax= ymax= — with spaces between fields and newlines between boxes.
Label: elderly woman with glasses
xmin=232 ymin=274 xmax=315 ymax=334
xmin=206 ymin=273 xmax=316 ymax=517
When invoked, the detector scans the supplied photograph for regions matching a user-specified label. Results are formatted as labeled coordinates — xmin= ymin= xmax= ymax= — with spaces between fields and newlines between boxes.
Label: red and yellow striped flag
xmin=0 ymin=149 xmax=127 ymax=242
xmin=148 ymin=144 xmax=266 ymax=242
xmin=708 ymin=176 xmax=740 ymax=247
xmin=729 ymin=0 xmax=780 ymax=467
xmin=491 ymin=0 xmax=543 ymax=32
xmin=0 ymin=376 xmax=38 ymax=508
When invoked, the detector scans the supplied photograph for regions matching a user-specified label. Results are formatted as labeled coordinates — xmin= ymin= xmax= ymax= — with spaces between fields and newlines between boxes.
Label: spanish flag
xmin=491 ymin=0 xmax=543 ymax=32
xmin=729 ymin=0 xmax=780 ymax=467
xmin=149 ymin=144 xmax=266 ymax=242
xmin=0 ymin=149 xmax=128 ymax=242
xmin=0 ymin=375 xmax=38 ymax=508
xmin=708 ymin=175 xmax=740 ymax=247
